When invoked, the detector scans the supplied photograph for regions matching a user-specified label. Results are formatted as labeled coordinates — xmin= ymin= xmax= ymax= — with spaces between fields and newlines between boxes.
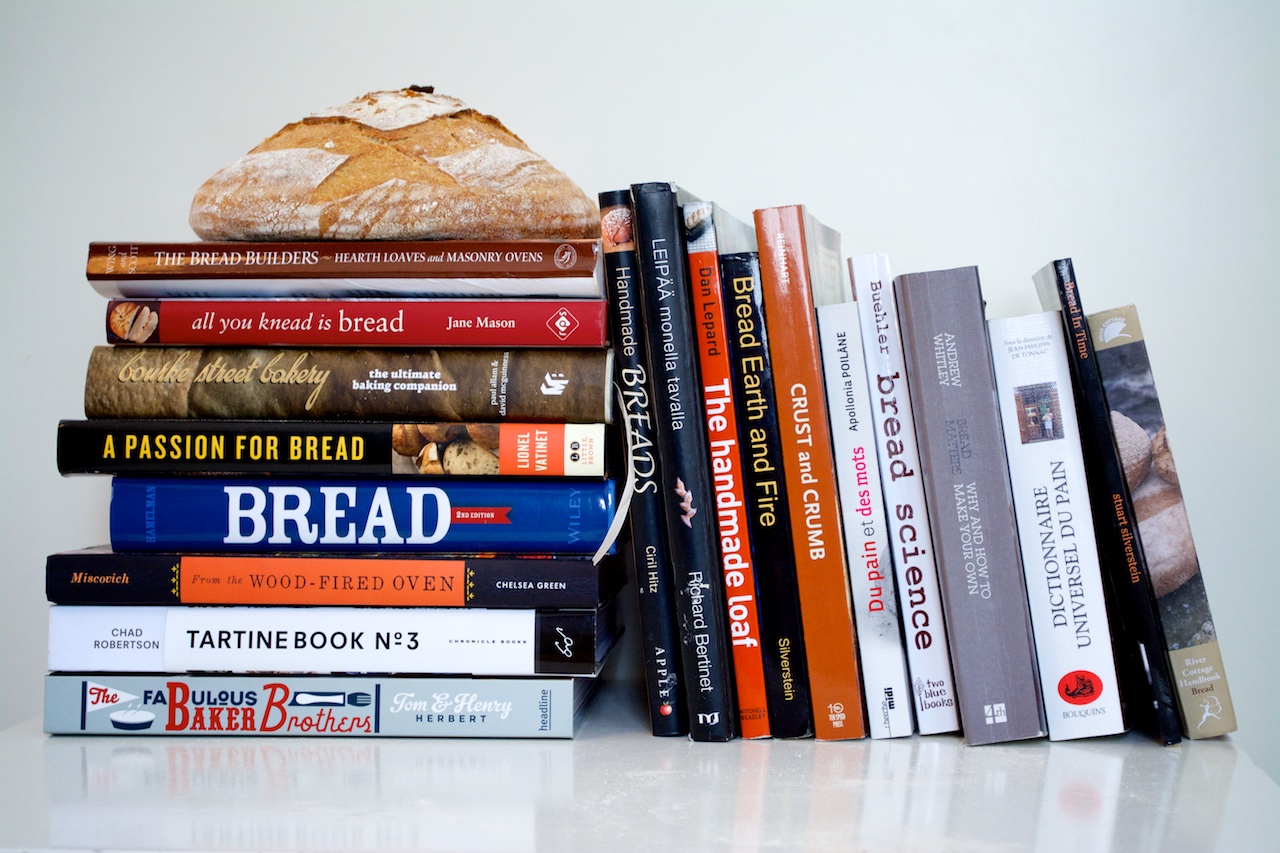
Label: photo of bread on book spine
xmin=390 ymin=423 xmax=500 ymax=476
xmin=107 ymin=301 xmax=159 ymax=343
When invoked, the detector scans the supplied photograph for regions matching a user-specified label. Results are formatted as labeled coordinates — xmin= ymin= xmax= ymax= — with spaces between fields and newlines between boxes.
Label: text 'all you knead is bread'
xmin=189 ymin=86 xmax=600 ymax=241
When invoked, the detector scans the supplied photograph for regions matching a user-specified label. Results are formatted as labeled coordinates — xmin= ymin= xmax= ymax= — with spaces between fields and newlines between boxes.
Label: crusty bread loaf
xmin=190 ymin=87 xmax=600 ymax=241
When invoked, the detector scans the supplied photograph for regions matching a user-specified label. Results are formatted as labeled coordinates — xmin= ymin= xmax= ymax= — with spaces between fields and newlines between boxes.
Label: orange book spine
xmin=686 ymin=235 xmax=771 ymax=739
xmin=753 ymin=205 xmax=866 ymax=740
xmin=182 ymin=555 xmax=468 ymax=605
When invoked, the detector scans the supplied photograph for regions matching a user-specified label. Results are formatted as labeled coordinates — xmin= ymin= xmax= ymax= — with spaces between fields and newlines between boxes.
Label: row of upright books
xmin=594 ymin=183 xmax=1233 ymax=746
xmin=47 ymin=236 xmax=630 ymax=738
xmin=47 ymin=183 xmax=1234 ymax=749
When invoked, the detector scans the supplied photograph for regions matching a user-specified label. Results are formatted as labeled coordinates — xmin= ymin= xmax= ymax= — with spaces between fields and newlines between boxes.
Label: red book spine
xmin=754 ymin=204 xmax=866 ymax=740
xmin=685 ymin=209 xmax=770 ymax=739
xmin=105 ymin=298 xmax=608 ymax=348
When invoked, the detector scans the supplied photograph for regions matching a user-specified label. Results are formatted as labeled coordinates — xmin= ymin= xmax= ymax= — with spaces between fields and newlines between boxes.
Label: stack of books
xmin=45 ymin=237 xmax=630 ymax=738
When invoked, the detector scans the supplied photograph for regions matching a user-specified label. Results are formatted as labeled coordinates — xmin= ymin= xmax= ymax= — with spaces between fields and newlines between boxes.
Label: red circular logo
xmin=1057 ymin=670 xmax=1102 ymax=705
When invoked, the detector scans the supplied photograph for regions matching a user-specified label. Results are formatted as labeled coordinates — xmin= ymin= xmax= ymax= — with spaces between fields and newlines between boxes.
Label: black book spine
xmin=598 ymin=189 xmax=687 ymax=736
xmin=719 ymin=251 xmax=815 ymax=739
xmin=46 ymin=551 xmax=181 ymax=604
xmin=630 ymin=182 xmax=737 ymax=741
xmin=45 ymin=548 xmax=622 ymax=608
xmin=1034 ymin=258 xmax=1182 ymax=745
xmin=58 ymin=419 xmax=396 ymax=476
xmin=533 ymin=605 xmax=614 ymax=675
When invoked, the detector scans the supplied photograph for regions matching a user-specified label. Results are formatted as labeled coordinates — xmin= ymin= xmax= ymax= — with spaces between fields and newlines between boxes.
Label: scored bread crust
xmin=189 ymin=88 xmax=600 ymax=241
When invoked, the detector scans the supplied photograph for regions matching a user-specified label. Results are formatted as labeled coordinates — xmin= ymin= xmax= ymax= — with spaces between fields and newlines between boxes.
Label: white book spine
xmin=816 ymin=300 xmax=915 ymax=738
xmin=48 ymin=605 xmax=539 ymax=675
xmin=849 ymin=254 xmax=959 ymax=735
xmin=988 ymin=310 xmax=1126 ymax=739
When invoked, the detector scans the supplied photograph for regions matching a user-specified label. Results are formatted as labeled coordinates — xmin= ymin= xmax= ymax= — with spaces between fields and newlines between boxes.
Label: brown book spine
xmin=754 ymin=204 xmax=866 ymax=740
xmin=83 ymin=346 xmax=613 ymax=424
xmin=87 ymin=239 xmax=601 ymax=279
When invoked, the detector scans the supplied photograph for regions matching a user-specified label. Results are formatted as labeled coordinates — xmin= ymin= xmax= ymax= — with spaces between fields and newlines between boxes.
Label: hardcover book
xmin=47 ymin=600 xmax=620 ymax=677
xmin=988 ymin=310 xmax=1127 ymax=740
xmin=896 ymin=265 xmax=1047 ymax=745
xmin=1087 ymin=303 xmax=1236 ymax=738
xmin=104 ymin=297 xmax=608 ymax=348
xmin=83 ymin=345 xmax=613 ymax=424
xmin=599 ymin=188 xmax=687 ymax=737
xmin=1034 ymin=259 xmax=1182 ymax=745
xmin=107 ymin=476 xmax=616 ymax=556
xmin=849 ymin=253 xmax=958 ymax=735
xmin=817 ymin=300 xmax=915 ymax=739
xmin=754 ymin=204 xmax=865 ymax=740
xmin=720 ymin=250 xmax=814 ymax=739
xmin=87 ymin=238 xmax=604 ymax=299
xmin=631 ymin=181 xmax=737 ymax=741
xmin=46 ymin=546 xmax=624 ymax=609
xmin=45 ymin=671 xmax=605 ymax=738
xmin=683 ymin=200 xmax=770 ymax=739
xmin=58 ymin=419 xmax=606 ymax=478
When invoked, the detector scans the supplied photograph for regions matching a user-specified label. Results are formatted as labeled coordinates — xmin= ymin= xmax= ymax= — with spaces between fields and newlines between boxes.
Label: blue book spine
xmin=109 ymin=477 xmax=616 ymax=554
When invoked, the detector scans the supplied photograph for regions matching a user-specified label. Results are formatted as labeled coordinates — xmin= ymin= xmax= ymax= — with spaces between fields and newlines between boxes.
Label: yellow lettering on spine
xmin=103 ymin=435 xmax=117 ymax=459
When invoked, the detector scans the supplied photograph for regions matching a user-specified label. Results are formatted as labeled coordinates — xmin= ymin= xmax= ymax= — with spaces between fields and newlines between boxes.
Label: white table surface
xmin=2 ymin=677 xmax=1278 ymax=852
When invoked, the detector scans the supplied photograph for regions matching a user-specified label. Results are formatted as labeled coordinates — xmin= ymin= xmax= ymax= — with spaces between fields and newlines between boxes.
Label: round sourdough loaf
xmin=189 ymin=87 xmax=600 ymax=241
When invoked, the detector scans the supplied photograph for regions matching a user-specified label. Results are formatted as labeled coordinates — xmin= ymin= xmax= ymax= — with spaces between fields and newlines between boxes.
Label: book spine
xmin=599 ymin=189 xmax=687 ymax=737
xmin=82 ymin=346 xmax=614 ymax=424
xmin=107 ymin=477 xmax=616 ymax=555
xmin=1087 ymin=303 xmax=1236 ymax=738
xmin=105 ymin=298 xmax=608 ymax=348
xmin=631 ymin=182 xmax=737 ymax=741
xmin=988 ymin=310 xmax=1127 ymax=740
xmin=816 ymin=300 xmax=916 ymax=738
xmin=92 ymin=276 xmax=604 ymax=300
xmin=47 ymin=603 xmax=614 ymax=677
xmin=88 ymin=239 xmax=601 ymax=278
xmin=46 ymin=549 xmax=621 ymax=609
xmin=92 ymin=276 xmax=605 ymax=300
xmin=1033 ymin=259 xmax=1182 ymax=745
xmin=896 ymin=265 xmax=1047 ymax=745
xmin=683 ymin=202 xmax=770 ymax=739
xmin=57 ymin=419 xmax=607 ymax=478
xmin=850 ymin=254 xmax=959 ymax=734
xmin=45 ymin=672 xmax=592 ymax=737
xmin=720 ymin=251 xmax=815 ymax=739
xmin=754 ymin=204 xmax=866 ymax=740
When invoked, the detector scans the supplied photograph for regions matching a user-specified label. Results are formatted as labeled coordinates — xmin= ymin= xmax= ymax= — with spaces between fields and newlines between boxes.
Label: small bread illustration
xmin=1110 ymin=410 xmax=1152 ymax=489
xmin=415 ymin=442 xmax=445 ymax=475
xmin=465 ymin=423 xmax=501 ymax=451
xmin=109 ymin=302 xmax=141 ymax=339
xmin=1151 ymin=425 xmax=1179 ymax=486
xmin=443 ymin=438 xmax=500 ymax=475
xmin=418 ymin=424 xmax=466 ymax=445
xmin=125 ymin=306 xmax=158 ymax=342
xmin=391 ymin=423 xmax=426 ymax=457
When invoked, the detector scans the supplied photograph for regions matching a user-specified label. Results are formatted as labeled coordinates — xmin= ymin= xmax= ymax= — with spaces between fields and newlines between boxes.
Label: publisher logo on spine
xmin=1058 ymin=670 xmax=1103 ymax=705
xmin=547 ymin=307 xmax=580 ymax=341
xmin=540 ymin=372 xmax=569 ymax=396
xmin=553 ymin=244 xmax=578 ymax=269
